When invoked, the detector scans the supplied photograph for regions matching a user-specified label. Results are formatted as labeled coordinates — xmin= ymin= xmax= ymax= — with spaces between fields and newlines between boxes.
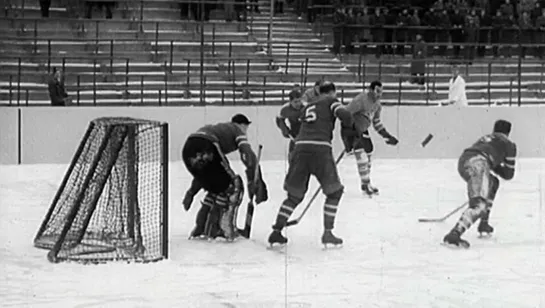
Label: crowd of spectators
xmin=320 ymin=0 xmax=545 ymax=59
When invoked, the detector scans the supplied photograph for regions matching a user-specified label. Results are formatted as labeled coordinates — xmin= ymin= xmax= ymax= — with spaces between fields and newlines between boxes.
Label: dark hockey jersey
xmin=465 ymin=132 xmax=517 ymax=179
xmin=192 ymin=122 xmax=248 ymax=155
xmin=276 ymin=102 xmax=303 ymax=138
xmin=295 ymin=96 xmax=352 ymax=149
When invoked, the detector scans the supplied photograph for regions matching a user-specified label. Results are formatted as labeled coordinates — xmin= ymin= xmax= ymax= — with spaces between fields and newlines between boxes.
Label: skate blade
xmin=267 ymin=243 xmax=287 ymax=253
xmin=188 ymin=235 xmax=208 ymax=240
xmin=441 ymin=241 xmax=470 ymax=249
xmin=477 ymin=232 xmax=493 ymax=239
xmin=322 ymin=243 xmax=343 ymax=250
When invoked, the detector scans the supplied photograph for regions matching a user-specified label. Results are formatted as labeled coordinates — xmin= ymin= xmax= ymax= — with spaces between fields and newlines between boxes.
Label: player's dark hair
xmin=319 ymin=82 xmax=336 ymax=94
xmin=493 ymin=119 xmax=512 ymax=135
xmin=314 ymin=80 xmax=322 ymax=87
xmin=289 ymin=90 xmax=302 ymax=101
xmin=369 ymin=80 xmax=382 ymax=90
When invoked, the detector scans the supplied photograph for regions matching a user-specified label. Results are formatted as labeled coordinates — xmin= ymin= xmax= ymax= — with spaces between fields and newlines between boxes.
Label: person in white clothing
xmin=446 ymin=65 xmax=468 ymax=106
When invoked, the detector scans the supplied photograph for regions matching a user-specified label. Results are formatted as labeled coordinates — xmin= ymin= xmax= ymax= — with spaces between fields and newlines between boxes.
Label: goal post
xmin=34 ymin=117 xmax=169 ymax=264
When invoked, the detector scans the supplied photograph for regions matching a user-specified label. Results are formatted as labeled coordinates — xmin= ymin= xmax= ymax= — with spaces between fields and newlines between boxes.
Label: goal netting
xmin=33 ymin=117 xmax=169 ymax=264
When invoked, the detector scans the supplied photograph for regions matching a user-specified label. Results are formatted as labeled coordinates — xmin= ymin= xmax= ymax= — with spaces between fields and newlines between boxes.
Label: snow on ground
xmin=0 ymin=159 xmax=544 ymax=308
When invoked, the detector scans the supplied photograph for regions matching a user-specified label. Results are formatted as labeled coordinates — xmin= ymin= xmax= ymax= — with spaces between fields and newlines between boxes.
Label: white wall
xmin=0 ymin=105 xmax=544 ymax=165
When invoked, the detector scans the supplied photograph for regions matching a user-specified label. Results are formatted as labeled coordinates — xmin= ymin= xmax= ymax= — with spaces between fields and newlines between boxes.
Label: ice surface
xmin=1 ymin=159 xmax=544 ymax=308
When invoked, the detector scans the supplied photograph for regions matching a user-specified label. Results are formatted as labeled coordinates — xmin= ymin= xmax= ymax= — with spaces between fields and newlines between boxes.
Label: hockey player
xmin=181 ymin=114 xmax=267 ymax=241
xmin=275 ymin=89 xmax=304 ymax=157
xmin=267 ymin=81 xmax=353 ymax=247
xmin=301 ymin=80 xmax=322 ymax=104
xmin=443 ymin=119 xmax=517 ymax=248
xmin=341 ymin=80 xmax=398 ymax=197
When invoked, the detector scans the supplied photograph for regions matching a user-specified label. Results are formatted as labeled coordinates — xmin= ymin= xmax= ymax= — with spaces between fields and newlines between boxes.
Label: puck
xmin=421 ymin=134 xmax=433 ymax=147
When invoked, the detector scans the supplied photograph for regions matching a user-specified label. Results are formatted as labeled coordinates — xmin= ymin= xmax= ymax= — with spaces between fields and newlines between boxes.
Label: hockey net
xmin=34 ymin=117 xmax=169 ymax=264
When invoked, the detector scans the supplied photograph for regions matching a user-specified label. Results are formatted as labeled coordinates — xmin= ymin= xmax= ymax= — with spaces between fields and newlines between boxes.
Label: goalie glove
xmin=378 ymin=128 xmax=398 ymax=146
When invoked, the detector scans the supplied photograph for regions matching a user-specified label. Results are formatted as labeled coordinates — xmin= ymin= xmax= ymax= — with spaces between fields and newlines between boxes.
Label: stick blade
xmin=418 ymin=218 xmax=445 ymax=223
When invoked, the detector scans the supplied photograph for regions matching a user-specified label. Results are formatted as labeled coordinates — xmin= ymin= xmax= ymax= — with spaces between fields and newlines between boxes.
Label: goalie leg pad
xmin=272 ymin=194 xmax=303 ymax=230
xmin=324 ymin=188 xmax=343 ymax=230
xmin=461 ymin=154 xmax=491 ymax=202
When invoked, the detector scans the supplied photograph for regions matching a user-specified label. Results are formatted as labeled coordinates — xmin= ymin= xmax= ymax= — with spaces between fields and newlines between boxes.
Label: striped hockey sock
xmin=354 ymin=150 xmax=371 ymax=186
xmin=453 ymin=198 xmax=488 ymax=235
xmin=273 ymin=195 xmax=301 ymax=231
xmin=323 ymin=191 xmax=343 ymax=230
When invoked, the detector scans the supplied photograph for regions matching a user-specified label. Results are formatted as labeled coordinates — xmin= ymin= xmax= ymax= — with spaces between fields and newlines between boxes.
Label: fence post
xmin=398 ymin=76 xmax=402 ymax=105
xmin=212 ymin=24 xmax=216 ymax=56
xmin=509 ymin=77 xmax=513 ymax=106
xmin=186 ymin=59 xmax=191 ymax=94
xmin=17 ymin=58 xmax=21 ymax=104
xmin=158 ymin=89 xmax=162 ymax=105
xmin=304 ymin=58 xmax=309 ymax=86
xmin=262 ymin=76 xmax=266 ymax=104
xmin=164 ymin=61 xmax=168 ymax=105
xmin=77 ymin=75 xmax=80 ymax=105
xmin=125 ymin=58 xmax=130 ymax=93
xmin=285 ymin=42 xmax=290 ymax=74
xmin=48 ymin=39 xmax=51 ymax=65
xmin=33 ymin=19 xmax=38 ymax=53
xmin=232 ymin=61 xmax=236 ymax=105
xmin=432 ymin=60 xmax=437 ymax=93
xmin=246 ymin=59 xmax=250 ymax=87
xmin=170 ymin=40 xmax=174 ymax=72
xmin=155 ymin=22 xmax=159 ymax=56
xmin=378 ymin=60 xmax=382 ymax=80
xmin=221 ymin=89 xmax=225 ymax=106
xmin=141 ymin=75 xmax=144 ymax=104
xmin=25 ymin=89 xmax=29 ymax=106
xmin=9 ymin=75 xmax=13 ymax=105
xmin=228 ymin=41 xmax=233 ymax=60
xmin=110 ymin=39 xmax=114 ymax=74
xmin=517 ymin=42 xmax=522 ymax=106
xmin=487 ymin=62 xmax=492 ymax=105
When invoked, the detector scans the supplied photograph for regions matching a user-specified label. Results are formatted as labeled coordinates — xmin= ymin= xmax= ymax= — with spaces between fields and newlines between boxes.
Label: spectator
xmin=474 ymin=0 xmax=490 ymax=13
xmin=332 ymin=5 xmax=346 ymax=55
xmin=447 ymin=65 xmax=468 ymax=106
xmin=384 ymin=8 xmax=397 ymax=55
xmin=395 ymin=8 xmax=410 ymax=56
xmin=48 ymin=68 xmax=71 ymax=106
xmin=450 ymin=8 xmax=465 ymax=58
xmin=478 ymin=9 xmax=492 ymax=57
xmin=502 ymin=14 xmax=518 ymax=57
xmin=537 ymin=9 xmax=545 ymax=59
xmin=423 ymin=8 xmax=438 ymax=55
xmin=343 ymin=8 xmax=356 ymax=54
xmin=519 ymin=11 xmax=533 ymax=57
xmin=464 ymin=9 xmax=480 ymax=63
xmin=371 ymin=7 xmax=386 ymax=58
xmin=39 ymin=0 xmax=51 ymax=17
xmin=408 ymin=9 xmax=421 ymax=43
xmin=518 ymin=0 xmax=536 ymax=15
xmin=436 ymin=9 xmax=451 ymax=57
xmin=531 ymin=2 xmax=542 ymax=22
xmin=500 ymin=0 xmax=515 ymax=17
xmin=357 ymin=7 xmax=372 ymax=50
xmin=491 ymin=10 xmax=505 ymax=57
xmin=85 ymin=1 xmax=114 ymax=19
xmin=410 ymin=34 xmax=427 ymax=89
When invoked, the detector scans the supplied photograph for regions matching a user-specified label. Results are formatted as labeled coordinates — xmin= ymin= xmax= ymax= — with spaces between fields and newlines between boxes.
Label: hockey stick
xmin=417 ymin=201 xmax=468 ymax=223
xmin=285 ymin=150 xmax=346 ymax=228
xmin=239 ymin=144 xmax=263 ymax=238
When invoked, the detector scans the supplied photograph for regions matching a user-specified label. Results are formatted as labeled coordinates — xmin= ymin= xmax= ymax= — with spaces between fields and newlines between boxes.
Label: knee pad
xmin=468 ymin=196 xmax=490 ymax=212
xmin=354 ymin=149 xmax=369 ymax=163
xmin=488 ymin=175 xmax=500 ymax=201
xmin=325 ymin=188 xmax=344 ymax=204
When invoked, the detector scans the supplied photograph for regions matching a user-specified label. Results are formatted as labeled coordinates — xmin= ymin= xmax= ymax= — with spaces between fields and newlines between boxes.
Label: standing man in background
xmin=445 ymin=65 xmax=468 ymax=106
xmin=48 ymin=68 xmax=71 ymax=106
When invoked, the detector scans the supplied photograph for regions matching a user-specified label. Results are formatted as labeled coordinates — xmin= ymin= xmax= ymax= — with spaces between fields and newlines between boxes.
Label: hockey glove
xmin=182 ymin=179 xmax=202 ymax=211
xmin=385 ymin=135 xmax=399 ymax=146
xmin=378 ymin=128 xmax=398 ymax=146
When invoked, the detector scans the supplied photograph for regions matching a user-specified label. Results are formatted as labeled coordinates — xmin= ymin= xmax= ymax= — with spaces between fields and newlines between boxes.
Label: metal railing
xmin=2 ymin=53 xmax=544 ymax=107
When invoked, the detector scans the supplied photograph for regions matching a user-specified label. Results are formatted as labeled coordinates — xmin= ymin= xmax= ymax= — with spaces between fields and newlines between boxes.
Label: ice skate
xmin=442 ymin=230 xmax=470 ymax=249
xmin=361 ymin=183 xmax=379 ymax=197
xmin=267 ymin=230 xmax=288 ymax=248
xmin=322 ymin=230 xmax=343 ymax=249
xmin=477 ymin=221 xmax=494 ymax=238
xmin=188 ymin=225 xmax=207 ymax=240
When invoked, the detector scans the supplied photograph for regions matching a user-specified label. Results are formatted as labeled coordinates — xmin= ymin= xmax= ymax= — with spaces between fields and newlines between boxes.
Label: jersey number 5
xmin=303 ymin=105 xmax=317 ymax=123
